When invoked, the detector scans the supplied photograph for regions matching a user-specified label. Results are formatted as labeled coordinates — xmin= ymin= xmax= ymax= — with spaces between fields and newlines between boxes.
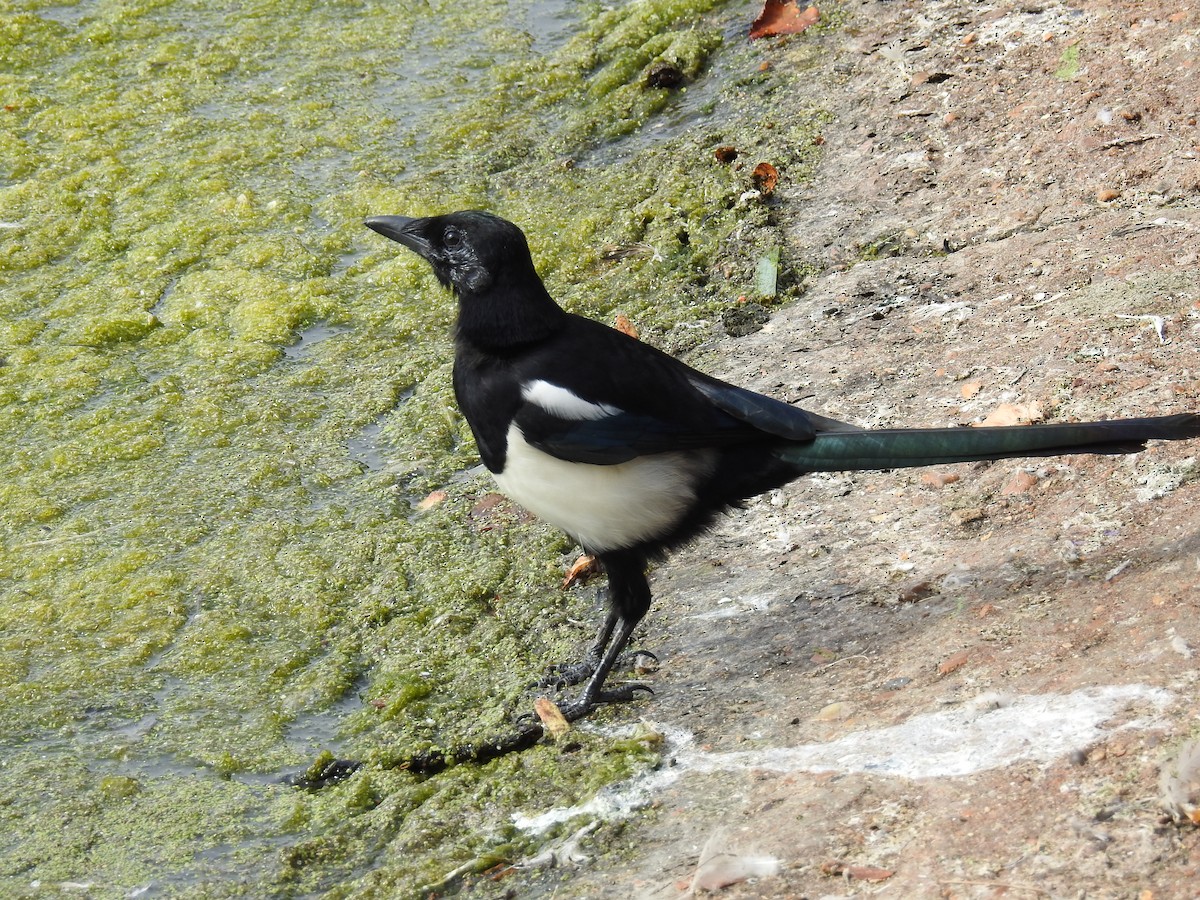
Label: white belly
xmin=493 ymin=424 xmax=713 ymax=553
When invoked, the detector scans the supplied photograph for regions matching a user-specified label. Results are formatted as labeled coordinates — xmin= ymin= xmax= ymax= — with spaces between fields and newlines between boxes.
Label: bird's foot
xmin=553 ymin=682 xmax=655 ymax=723
xmin=537 ymin=660 xmax=595 ymax=691
xmin=536 ymin=649 xmax=657 ymax=691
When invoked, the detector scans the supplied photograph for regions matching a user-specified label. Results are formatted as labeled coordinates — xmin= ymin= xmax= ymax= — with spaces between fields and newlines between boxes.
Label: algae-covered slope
xmin=0 ymin=0 xmax=829 ymax=893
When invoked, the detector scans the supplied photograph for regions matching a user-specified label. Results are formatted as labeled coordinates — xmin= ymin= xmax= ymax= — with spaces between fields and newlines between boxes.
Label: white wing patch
xmin=522 ymin=379 xmax=621 ymax=421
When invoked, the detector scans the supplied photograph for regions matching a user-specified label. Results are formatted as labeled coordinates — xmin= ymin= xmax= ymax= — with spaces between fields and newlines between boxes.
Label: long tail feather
xmin=776 ymin=413 xmax=1200 ymax=472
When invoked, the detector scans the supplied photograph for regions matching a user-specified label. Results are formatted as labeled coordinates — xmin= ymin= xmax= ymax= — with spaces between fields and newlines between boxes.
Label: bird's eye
xmin=444 ymin=228 xmax=463 ymax=249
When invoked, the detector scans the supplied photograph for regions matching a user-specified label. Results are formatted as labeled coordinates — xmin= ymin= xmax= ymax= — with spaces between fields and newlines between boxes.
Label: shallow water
xmin=0 ymin=0 xmax=831 ymax=893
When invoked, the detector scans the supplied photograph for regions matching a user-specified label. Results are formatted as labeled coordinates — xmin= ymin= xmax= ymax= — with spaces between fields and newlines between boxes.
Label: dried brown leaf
xmin=820 ymin=860 xmax=894 ymax=882
xmin=751 ymin=161 xmax=779 ymax=194
xmin=846 ymin=865 xmax=894 ymax=882
xmin=750 ymin=1 xmax=820 ymax=40
xmin=939 ymin=649 xmax=970 ymax=675
xmin=417 ymin=490 xmax=448 ymax=510
xmin=920 ymin=471 xmax=960 ymax=488
xmin=562 ymin=554 xmax=601 ymax=589
xmin=534 ymin=697 xmax=571 ymax=739
xmin=470 ymin=492 xmax=507 ymax=517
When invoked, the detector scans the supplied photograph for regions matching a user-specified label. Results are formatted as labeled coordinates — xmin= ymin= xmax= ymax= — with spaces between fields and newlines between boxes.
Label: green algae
xmin=1055 ymin=43 xmax=1081 ymax=80
xmin=0 ymin=0 xmax=833 ymax=894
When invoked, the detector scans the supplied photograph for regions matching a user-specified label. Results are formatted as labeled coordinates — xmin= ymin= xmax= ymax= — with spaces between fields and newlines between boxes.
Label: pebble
xmin=952 ymin=507 xmax=985 ymax=525
xmin=1001 ymin=470 xmax=1039 ymax=495
xmin=815 ymin=702 xmax=851 ymax=721
xmin=938 ymin=650 xmax=969 ymax=675
xmin=921 ymin=471 xmax=961 ymax=488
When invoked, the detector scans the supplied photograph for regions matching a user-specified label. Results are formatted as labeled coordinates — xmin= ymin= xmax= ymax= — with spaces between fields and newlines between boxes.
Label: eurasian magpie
xmin=365 ymin=210 xmax=1200 ymax=721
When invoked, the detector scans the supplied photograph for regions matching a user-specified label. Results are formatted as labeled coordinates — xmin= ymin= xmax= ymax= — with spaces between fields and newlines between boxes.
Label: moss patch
xmin=0 ymin=0 xmax=833 ymax=894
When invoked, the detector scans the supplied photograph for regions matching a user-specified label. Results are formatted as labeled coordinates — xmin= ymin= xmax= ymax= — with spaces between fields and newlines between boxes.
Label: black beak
xmin=364 ymin=215 xmax=429 ymax=255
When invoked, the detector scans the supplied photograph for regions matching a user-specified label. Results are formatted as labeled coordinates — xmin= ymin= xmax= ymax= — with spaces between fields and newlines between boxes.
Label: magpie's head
xmin=366 ymin=210 xmax=566 ymax=348
xmin=364 ymin=210 xmax=532 ymax=298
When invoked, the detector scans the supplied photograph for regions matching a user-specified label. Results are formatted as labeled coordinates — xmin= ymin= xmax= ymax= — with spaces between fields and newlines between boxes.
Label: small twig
xmin=1110 ymin=221 xmax=1164 ymax=237
xmin=1095 ymin=132 xmax=1162 ymax=151
xmin=1110 ymin=217 xmax=1199 ymax=237
xmin=418 ymin=801 xmax=600 ymax=892
xmin=1105 ymin=559 xmax=1132 ymax=582
xmin=517 ymin=819 xmax=601 ymax=870
xmin=418 ymin=855 xmax=497 ymax=895
xmin=809 ymin=653 xmax=870 ymax=677
xmin=1017 ymin=290 xmax=1067 ymax=310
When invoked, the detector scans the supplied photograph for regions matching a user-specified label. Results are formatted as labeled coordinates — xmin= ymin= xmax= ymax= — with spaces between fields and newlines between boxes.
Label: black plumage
xmin=365 ymin=210 xmax=1200 ymax=720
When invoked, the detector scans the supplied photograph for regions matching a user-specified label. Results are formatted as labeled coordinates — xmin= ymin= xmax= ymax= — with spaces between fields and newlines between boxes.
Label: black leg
xmin=586 ymin=606 xmax=619 ymax=663
xmin=537 ymin=604 xmax=618 ymax=690
xmin=554 ymin=550 xmax=654 ymax=721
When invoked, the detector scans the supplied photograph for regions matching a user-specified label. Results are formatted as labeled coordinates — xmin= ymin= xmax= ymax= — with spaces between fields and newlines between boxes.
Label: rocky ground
xmin=481 ymin=1 xmax=1200 ymax=896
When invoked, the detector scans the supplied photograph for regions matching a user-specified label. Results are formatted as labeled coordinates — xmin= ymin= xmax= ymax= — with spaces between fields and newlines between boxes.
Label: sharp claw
xmin=597 ymin=683 xmax=654 ymax=703
xmin=553 ymin=681 xmax=654 ymax=722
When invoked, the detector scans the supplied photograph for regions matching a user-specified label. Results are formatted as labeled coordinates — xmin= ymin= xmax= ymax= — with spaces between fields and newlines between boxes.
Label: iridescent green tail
xmin=776 ymin=414 xmax=1200 ymax=472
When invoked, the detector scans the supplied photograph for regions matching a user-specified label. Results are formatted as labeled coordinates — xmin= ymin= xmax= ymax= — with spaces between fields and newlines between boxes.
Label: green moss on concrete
xmin=0 ymin=0 xmax=833 ymax=894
